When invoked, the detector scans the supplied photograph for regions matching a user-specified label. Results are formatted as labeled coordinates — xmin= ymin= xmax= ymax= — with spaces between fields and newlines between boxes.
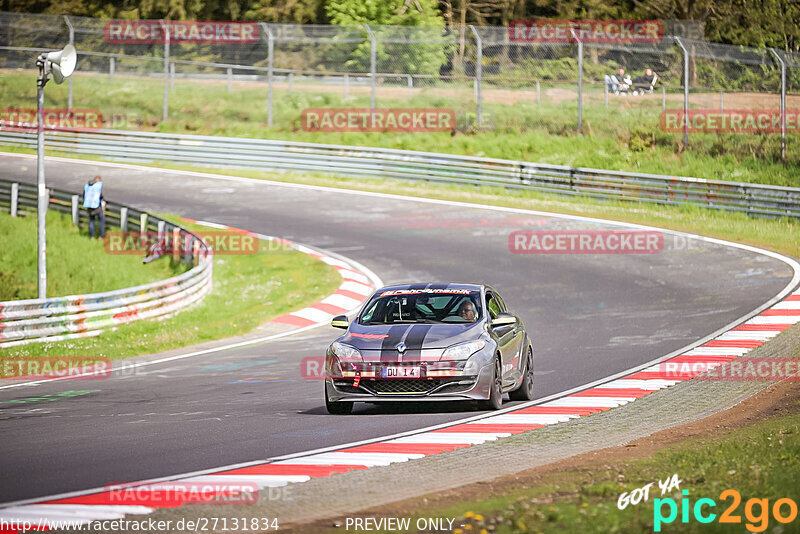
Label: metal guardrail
xmin=0 ymin=128 xmax=798 ymax=218
xmin=0 ymin=177 xmax=213 ymax=347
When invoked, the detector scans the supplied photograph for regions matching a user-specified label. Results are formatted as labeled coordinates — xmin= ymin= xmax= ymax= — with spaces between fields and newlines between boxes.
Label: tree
xmin=325 ymin=0 xmax=448 ymax=75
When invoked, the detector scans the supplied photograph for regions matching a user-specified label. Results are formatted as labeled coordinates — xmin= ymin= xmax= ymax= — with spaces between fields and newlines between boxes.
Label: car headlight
xmin=331 ymin=342 xmax=362 ymax=361
xmin=442 ymin=339 xmax=486 ymax=361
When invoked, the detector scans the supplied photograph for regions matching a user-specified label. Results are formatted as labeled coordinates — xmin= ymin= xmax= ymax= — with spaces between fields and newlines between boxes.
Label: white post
xmin=120 ymin=206 xmax=128 ymax=233
xmin=365 ymin=24 xmax=376 ymax=114
xmin=10 ymin=183 xmax=18 ymax=217
xmin=344 ymin=73 xmax=349 ymax=99
xmin=37 ymin=80 xmax=47 ymax=299
xmin=71 ymin=194 xmax=79 ymax=226
xmin=536 ymin=80 xmax=541 ymax=104
xmin=139 ymin=213 xmax=147 ymax=234
xmin=227 ymin=67 xmax=232 ymax=92
xmin=109 ymin=56 xmax=115 ymax=82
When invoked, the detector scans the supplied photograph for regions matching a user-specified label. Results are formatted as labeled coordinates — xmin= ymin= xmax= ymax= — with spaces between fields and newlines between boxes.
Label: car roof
xmin=375 ymin=283 xmax=485 ymax=293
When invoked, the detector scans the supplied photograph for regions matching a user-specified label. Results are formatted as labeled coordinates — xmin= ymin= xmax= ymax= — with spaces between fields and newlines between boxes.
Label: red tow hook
xmin=353 ymin=375 xmax=361 ymax=388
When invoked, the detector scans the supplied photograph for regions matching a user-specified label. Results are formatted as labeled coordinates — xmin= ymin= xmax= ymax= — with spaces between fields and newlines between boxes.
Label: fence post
xmin=64 ymin=15 xmax=74 ymax=113
xmin=407 ymin=74 xmax=413 ymax=99
xmin=71 ymin=194 xmax=79 ymax=226
xmin=10 ymin=183 xmax=18 ymax=217
xmin=769 ymin=48 xmax=787 ymax=161
xmin=604 ymin=81 xmax=608 ymax=108
xmin=161 ymin=21 xmax=170 ymax=122
xmin=140 ymin=213 xmax=148 ymax=234
xmin=227 ymin=67 xmax=232 ymax=92
xmin=344 ymin=73 xmax=349 ymax=99
xmin=536 ymin=80 xmax=541 ymax=104
xmin=720 ymin=90 xmax=724 ymax=111
xmin=365 ymin=24 xmax=377 ymax=115
xmin=261 ymin=23 xmax=274 ymax=127
xmin=469 ymin=25 xmax=482 ymax=128
xmin=120 ymin=206 xmax=128 ymax=233
xmin=570 ymin=29 xmax=583 ymax=131
xmin=170 ymin=61 xmax=175 ymax=88
xmin=109 ymin=56 xmax=115 ymax=82
xmin=662 ymin=85 xmax=666 ymax=110
xmin=675 ymin=37 xmax=690 ymax=146
xmin=172 ymin=227 xmax=180 ymax=262
xmin=158 ymin=220 xmax=166 ymax=241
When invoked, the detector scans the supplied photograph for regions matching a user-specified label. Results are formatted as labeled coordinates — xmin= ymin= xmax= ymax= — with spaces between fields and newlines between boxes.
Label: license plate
xmin=381 ymin=366 xmax=421 ymax=378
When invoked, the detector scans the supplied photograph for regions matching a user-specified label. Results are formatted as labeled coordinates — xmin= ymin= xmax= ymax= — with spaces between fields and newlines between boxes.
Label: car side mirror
xmin=492 ymin=313 xmax=516 ymax=327
xmin=331 ymin=315 xmax=349 ymax=329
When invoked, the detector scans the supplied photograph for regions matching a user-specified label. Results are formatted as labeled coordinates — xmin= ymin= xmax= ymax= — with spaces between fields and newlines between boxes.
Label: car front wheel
xmin=325 ymin=382 xmax=353 ymax=415
xmin=479 ymin=357 xmax=503 ymax=411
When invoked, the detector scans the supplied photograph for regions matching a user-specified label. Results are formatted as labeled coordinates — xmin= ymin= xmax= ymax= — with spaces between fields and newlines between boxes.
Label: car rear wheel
xmin=509 ymin=346 xmax=534 ymax=401
xmin=479 ymin=357 xmax=503 ymax=411
xmin=325 ymin=383 xmax=353 ymax=415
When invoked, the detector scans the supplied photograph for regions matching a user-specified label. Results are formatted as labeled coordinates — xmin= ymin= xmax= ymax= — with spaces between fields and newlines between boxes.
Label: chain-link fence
xmin=1 ymin=11 xmax=798 ymax=163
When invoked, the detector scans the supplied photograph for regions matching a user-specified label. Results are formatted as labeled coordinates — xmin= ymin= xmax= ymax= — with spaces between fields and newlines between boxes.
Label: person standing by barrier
xmin=83 ymin=175 xmax=105 ymax=238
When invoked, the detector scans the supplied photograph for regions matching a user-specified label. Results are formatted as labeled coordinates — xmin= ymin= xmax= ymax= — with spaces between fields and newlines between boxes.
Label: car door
xmin=486 ymin=291 xmax=515 ymax=384
xmin=494 ymin=291 xmax=525 ymax=381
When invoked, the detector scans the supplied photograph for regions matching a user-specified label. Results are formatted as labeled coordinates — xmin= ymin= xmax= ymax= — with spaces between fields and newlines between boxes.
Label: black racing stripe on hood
xmin=400 ymin=324 xmax=433 ymax=361
xmin=380 ymin=325 xmax=407 ymax=362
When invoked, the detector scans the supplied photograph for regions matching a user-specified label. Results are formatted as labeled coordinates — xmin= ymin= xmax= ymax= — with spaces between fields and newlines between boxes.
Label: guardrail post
xmin=161 ymin=21 xmax=170 ymax=122
xmin=120 ymin=207 xmax=128 ymax=233
xmin=140 ymin=213 xmax=148 ymax=234
xmin=261 ymin=23 xmax=274 ymax=127
xmin=769 ymin=48 xmax=787 ymax=161
xmin=71 ymin=194 xmax=79 ymax=226
xmin=227 ymin=67 xmax=232 ymax=92
xmin=172 ymin=227 xmax=180 ymax=262
xmin=157 ymin=220 xmax=166 ymax=241
xmin=675 ymin=37 xmax=690 ymax=146
xmin=109 ymin=57 xmax=115 ymax=82
xmin=10 ymin=183 xmax=18 ymax=217
xmin=536 ymin=80 xmax=541 ymax=104
xmin=184 ymin=235 xmax=194 ymax=264
xmin=469 ymin=25 xmax=482 ymax=128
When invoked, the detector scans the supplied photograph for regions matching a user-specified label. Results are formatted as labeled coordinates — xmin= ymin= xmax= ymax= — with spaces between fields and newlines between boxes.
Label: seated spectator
xmin=632 ymin=68 xmax=658 ymax=95
xmin=604 ymin=68 xmax=632 ymax=95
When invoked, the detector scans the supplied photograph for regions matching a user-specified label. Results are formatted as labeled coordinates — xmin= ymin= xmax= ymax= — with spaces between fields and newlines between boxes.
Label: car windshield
xmin=359 ymin=289 xmax=483 ymax=325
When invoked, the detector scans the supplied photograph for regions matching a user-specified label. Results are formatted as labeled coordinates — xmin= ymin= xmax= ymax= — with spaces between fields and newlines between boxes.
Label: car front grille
xmin=366 ymin=379 xmax=445 ymax=394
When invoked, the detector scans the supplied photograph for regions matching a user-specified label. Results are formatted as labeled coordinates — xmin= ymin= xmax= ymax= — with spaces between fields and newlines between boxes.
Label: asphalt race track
xmin=0 ymin=153 xmax=795 ymax=503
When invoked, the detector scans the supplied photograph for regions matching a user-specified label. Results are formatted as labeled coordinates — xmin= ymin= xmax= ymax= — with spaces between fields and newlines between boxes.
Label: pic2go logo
xmin=653 ymin=490 xmax=798 ymax=532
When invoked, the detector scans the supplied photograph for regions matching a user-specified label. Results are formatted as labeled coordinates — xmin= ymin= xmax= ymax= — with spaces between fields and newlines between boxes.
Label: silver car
xmin=324 ymin=283 xmax=534 ymax=414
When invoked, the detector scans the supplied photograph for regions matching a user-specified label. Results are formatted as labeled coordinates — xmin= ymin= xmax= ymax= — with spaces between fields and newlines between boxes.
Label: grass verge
xmin=0 ymin=215 xmax=341 ymax=361
xmin=2 ymin=70 xmax=798 ymax=186
xmin=0 ymin=210 xmax=188 ymax=300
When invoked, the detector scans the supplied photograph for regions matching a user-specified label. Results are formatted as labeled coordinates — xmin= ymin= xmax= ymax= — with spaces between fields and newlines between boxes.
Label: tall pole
xmin=36 ymin=68 xmax=47 ymax=299
xmin=161 ymin=21 xmax=170 ymax=122
xmin=264 ymin=24 xmax=274 ymax=127
xmin=675 ymin=37 xmax=690 ymax=146
xmin=570 ymin=28 xmax=582 ymax=131
xmin=769 ymin=48 xmax=787 ymax=161
xmin=64 ymin=16 xmax=74 ymax=113
xmin=469 ymin=25 xmax=482 ymax=128
xmin=365 ymin=24 xmax=376 ymax=113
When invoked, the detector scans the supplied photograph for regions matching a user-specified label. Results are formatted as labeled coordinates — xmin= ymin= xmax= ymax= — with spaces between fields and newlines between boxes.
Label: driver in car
xmin=458 ymin=300 xmax=477 ymax=322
